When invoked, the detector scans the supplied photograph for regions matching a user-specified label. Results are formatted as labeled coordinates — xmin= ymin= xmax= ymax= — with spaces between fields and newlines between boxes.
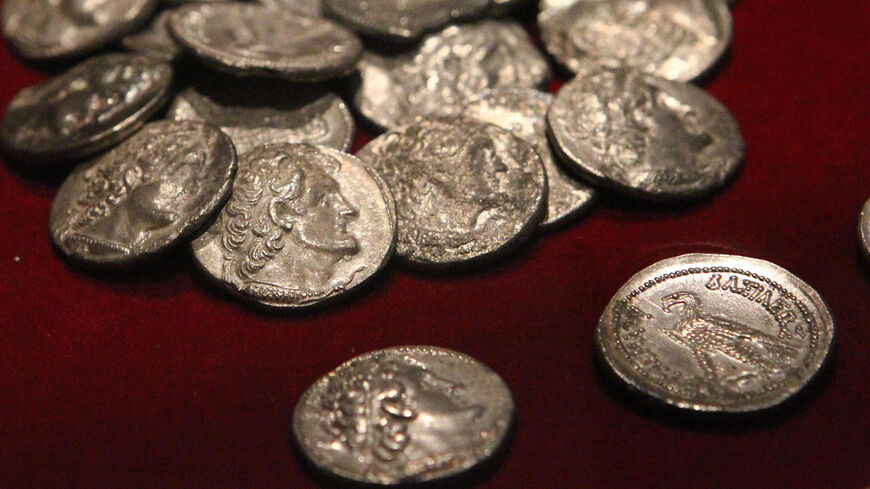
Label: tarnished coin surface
xmin=597 ymin=253 xmax=835 ymax=412
xmin=463 ymin=88 xmax=595 ymax=229
xmin=293 ymin=346 xmax=514 ymax=484
xmin=548 ymin=63 xmax=743 ymax=200
xmin=192 ymin=143 xmax=396 ymax=308
xmin=1 ymin=53 xmax=173 ymax=165
xmin=357 ymin=118 xmax=546 ymax=268
xmin=121 ymin=10 xmax=182 ymax=62
xmin=50 ymin=120 xmax=237 ymax=267
xmin=353 ymin=20 xmax=550 ymax=131
xmin=1 ymin=0 xmax=158 ymax=61
xmin=539 ymin=0 xmax=732 ymax=82
xmin=167 ymin=79 xmax=354 ymax=154
xmin=323 ymin=0 xmax=488 ymax=42
xmin=858 ymin=199 xmax=870 ymax=261
xmin=169 ymin=3 xmax=362 ymax=81
xmin=258 ymin=0 xmax=322 ymax=16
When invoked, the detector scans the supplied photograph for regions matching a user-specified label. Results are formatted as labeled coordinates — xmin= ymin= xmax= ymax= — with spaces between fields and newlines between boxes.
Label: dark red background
xmin=1 ymin=1 xmax=869 ymax=488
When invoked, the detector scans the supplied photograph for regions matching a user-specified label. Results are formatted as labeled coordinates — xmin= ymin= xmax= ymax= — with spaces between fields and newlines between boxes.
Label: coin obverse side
xmin=353 ymin=20 xmax=550 ymax=131
xmin=597 ymin=253 xmax=835 ymax=412
xmin=50 ymin=120 xmax=237 ymax=267
xmin=168 ymin=3 xmax=362 ymax=81
xmin=0 ymin=53 xmax=173 ymax=166
xmin=357 ymin=118 xmax=546 ymax=268
xmin=293 ymin=346 xmax=515 ymax=485
xmin=548 ymin=63 xmax=743 ymax=200
xmin=463 ymin=88 xmax=595 ymax=229
xmin=323 ymin=0 xmax=489 ymax=42
xmin=192 ymin=143 xmax=396 ymax=308
xmin=539 ymin=0 xmax=732 ymax=82
xmin=858 ymin=199 xmax=870 ymax=262
xmin=122 ymin=10 xmax=182 ymax=62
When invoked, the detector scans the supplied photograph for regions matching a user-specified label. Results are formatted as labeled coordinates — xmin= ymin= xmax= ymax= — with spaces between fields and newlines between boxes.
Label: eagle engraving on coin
xmin=323 ymin=0 xmax=489 ymax=41
xmin=548 ymin=64 xmax=743 ymax=200
xmin=51 ymin=121 xmax=236 ymax=266
xmin=293 ymin=346 xmax=514 ymax=484
xmin=597 ymin=254 xmax=835 ymax=412
xmin=192 ymin=144 xmax=395 ymax=308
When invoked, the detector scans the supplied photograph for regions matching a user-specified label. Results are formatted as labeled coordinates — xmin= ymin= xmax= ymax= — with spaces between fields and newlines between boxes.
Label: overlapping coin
xmin=323 ymin=0 xmax=489 ymax=42
xmin=258 ymin=0 xmax=322 ymax=16
xmin=293 ymin=346 xmax=514 ymax=484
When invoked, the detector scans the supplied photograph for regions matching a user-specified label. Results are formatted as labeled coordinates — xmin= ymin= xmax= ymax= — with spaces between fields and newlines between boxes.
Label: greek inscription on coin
xmin=357 ymin=118 xmax=546 ymax=268
xmin=168 ymin=79 xmax=354 ymax=154
xmin=463 ymin=88 xmax=596 ymax=229
xmin=51 ymin=120 xmax=237 ymax=266
xmin=258 ymin=0 xmax=322 ymax=16
xmin=539 ymin=0 xmax=732 ymax=82
xmin=353 ymin=20 xmax=550 ymax=131
xmin=293 ymin=346 xmax=514 ymax=484
xmin=548 ymin=63 xmax=744 ymax=200
xmin=323 ymin=0 xmax=488 ymax=41
xmin=1 ymin=0 xmax=158 ymax=60
xmin=169 ymin=3 xmax=362 ymax=81
xmin=122 ymin=10 xmax=182 ymax=62
xmin=1 ymin=53 xmax=173 ymax=165
xmin=192 ymin=143 xmax=396 ymax=308
xmin=597 ymin=254 xmax=835 ymax=412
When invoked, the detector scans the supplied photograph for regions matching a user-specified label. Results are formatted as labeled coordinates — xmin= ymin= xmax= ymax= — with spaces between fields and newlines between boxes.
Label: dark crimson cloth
xmin=1 ymin=1 xmax=868 ymax=487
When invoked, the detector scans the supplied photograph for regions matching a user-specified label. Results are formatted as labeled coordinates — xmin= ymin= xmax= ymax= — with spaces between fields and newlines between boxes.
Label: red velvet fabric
xmin=1 ymin=1 xmax=869 ymax=487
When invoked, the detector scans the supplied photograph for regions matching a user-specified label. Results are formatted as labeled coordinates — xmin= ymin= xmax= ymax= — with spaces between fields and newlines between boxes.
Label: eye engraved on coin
xmin=0 ymin=53 xmax=173 ymax=165
xmin=192 ymin=143 xmax=395 ymax=308
xmin=258 ymin=0 xmax=322 ymax=16
xmin=596 ymin=254 xmax=835 ymax=412
xmin=50 ymin=120 xmax=237 ymax=266
xmin=169 ymin=3 xmax=362 ymax=81
xmin=462 ymin=87 xmax=596 ymax=229
xmin=293 ymin=346 xmax=514 ymax=485
xmin=539 ymin=0 xmax=732 ymax=82
xmin=353 ymin=20 xmax=550 ymax=131
xmin=548 ymin=63 xmax=743 ymax=200
xmin=323 ymin=0 xmax=489 ymax=42
xmin=121 ymin=10 xmax=182 ymax=62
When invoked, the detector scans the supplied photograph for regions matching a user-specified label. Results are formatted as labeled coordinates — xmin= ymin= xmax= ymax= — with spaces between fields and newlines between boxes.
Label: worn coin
xmin=169 ymin=2 xmax=362 ymax=81
xmin=463 ymin=88 xmax=595 ymax=229
xmin=1 ymin=53 xmax=173 ymax=166
xmin=122 ymin=10 xmax=182 ymax=62
xmin=353 ymin=20 xmax=550 ymax=131
xmin=50 ymin=120 xmax=237 ymax=267
xmin=167 ymin=79 xmax=354 ymax=155
xmin=323 ymin=0 xmax=488 ymax=42
xmin=1 ymin=0 xmax=158 ymax=61
xmin=539 ymin=0 xmax=732 ymax=82
xmin=548 ymin=62 xmax=744 ymax=200
xmin=258 ymin=0 xmax=322 ymax=16
xmin=192 ymin=143 xmax=396 ymax=308
xmin=293 ymin=345 xmax=514 ymax=484
xmin=597 ymin=253 xmax=835 ymax=412
xmin=858 ymin=199 xmax=870 ymax=261
xmin=357 ymin=117 xmax=546 ymax=268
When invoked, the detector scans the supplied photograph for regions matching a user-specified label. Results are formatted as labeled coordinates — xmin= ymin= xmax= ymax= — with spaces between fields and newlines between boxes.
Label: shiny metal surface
xmin=258 ymin=0 xmax=322 ymax=16
xmin=323 ymin=0 xmax=489 ymax=42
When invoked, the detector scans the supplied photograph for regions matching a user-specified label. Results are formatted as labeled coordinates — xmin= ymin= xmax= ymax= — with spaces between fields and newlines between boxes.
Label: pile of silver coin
xmin=0 ymin=0 xmax=837 ymax=485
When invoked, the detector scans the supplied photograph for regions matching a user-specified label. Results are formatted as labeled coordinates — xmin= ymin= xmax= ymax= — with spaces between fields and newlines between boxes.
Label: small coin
xmin=1 ymin=0 xmax=158 ymax=61
xmin=1 ymin=53 xmax=173 ymax=166
xmin=547 ymin=63 xmax=743 ymax=200
xmin=353 ymin=20 xmax=550 ymax=131
xmin=167 ymin=78 xmax=354 ymax=155
xmin=258 ymin=0 xmax=322 ymax=16
xmin=858 ymin=199 xmax=870 ymax=261
xmin=596 ymin=253 xmax=835 ymax=412
xmin=169 ymin=2 xmax=362 ymax=81
xmin=293 ymin=345 xmax=514 ymax=484
xmin=192 ymin=143 xmax=396 ymax=308
xmin=122 ymin=10 xmax=182 ymax=62
xmin=50 ymin=120 xmax=237 ymax=267
xmin=539 ymin=0 xmax=732 ymax=82
xmin=357 ymin=117 xmax=546 ymax=268
xmin=463 ymin=87 xmax=596 ymax=229
xmin=323 ymin=0 xmax=489 ymax=42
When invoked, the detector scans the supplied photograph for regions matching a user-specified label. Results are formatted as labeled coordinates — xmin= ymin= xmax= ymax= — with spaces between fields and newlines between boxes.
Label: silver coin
xmin=538 ymin=0 xmax=580 ymax=12
xmin=192 ymin=143 xmax=396 ymax=308
xmin=357 ymin=117 xmax=546 ymax=268
xmin=859 ymin=199 xmax=870 ymax=261
xmin=167 ymin=79 xmax=354 ymax=155
xmin=547 ymin=63 xmax=744 ymax=200
xmin=463 ymin=88 xmax=596 ymax=229
xmin=121 ymin=10 xmax=182 ymax=62
xmin=258 ymin=0 xmax=322 ymax=16
xmin=293 ymin=345 xmax=514 ymax=484
xmin=1 ymin=53 xmax=173 ymax=166
xmin=168 ymin=2 xmax=362 ymax=81
xmin=597 ymin=253 xmax=835 ymax=412
xmin=323 ymin=0 xmax=488 ymax=42
xmin=50 ymin=120 xmax=237 ymax=267
xmin=353 ymin=20 xmax=550 ymax=131
xmin=539 ymin=0 xmax=732 ymax=82
xmin=1 ymin=0 xmax=158 ymax=61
